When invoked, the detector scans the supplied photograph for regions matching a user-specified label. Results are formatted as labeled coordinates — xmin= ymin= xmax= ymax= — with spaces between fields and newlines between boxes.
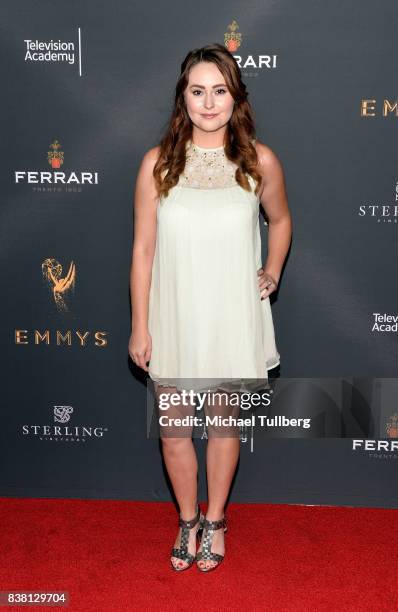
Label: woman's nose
xmin=203 ymin=95 xmax=215 ymax=109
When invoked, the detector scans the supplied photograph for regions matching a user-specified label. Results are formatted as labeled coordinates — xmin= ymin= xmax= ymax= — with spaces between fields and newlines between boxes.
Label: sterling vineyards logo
xmin=358 ymin=181 xmax=398 ymax=224
xmin=21 ymin=405 xmax=109 ymax=443
xmin=14 ymin=139 xmax=99 ymax=193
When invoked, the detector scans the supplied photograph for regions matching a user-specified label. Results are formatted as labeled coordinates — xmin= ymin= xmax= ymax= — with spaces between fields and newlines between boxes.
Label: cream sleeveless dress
xmin=147 ymin=139 xmax=280 ymax=393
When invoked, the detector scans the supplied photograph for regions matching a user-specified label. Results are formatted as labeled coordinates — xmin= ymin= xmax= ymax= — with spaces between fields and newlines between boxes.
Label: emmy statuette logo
xmin=42 ymin=257 xmax=76 ymax=312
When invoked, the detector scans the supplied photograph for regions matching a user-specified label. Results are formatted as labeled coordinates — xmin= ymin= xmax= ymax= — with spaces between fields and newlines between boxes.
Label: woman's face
xmin=184 ymin=61 xmax=235 ymax=134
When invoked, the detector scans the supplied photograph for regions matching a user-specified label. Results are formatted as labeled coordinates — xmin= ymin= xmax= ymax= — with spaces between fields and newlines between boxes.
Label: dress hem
xmin=147 ymin=357 xmax=281 ymax=394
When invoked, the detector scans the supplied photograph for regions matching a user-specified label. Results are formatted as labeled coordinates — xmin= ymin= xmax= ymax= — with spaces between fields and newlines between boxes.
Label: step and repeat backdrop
xmin=1 ymin=1 xmax=397 ymax=507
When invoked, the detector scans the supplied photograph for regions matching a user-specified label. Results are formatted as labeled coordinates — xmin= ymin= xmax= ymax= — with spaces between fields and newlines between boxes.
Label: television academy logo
xmin=22 ymin=405 xmax=108 ymax=442
xmin=14 ymin=139 xmax=99 ymax=191
xmin=23 ymin=27 xmax=83 ymax=76
xmin=223 ymin=20 xmax=277 ymax=76
xmin=371 ymin=313 xmax=398 ymax=333
xmin=358 ymin=181 xmax=398 ymax=224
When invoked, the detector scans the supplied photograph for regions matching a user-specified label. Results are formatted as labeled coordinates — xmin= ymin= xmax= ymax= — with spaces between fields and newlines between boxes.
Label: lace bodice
xmin=177 ymin=140 xmax=241 ymax=189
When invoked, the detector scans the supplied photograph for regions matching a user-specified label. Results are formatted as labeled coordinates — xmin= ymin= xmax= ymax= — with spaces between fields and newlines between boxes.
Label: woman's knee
xmin=160 ymin=436 xmax=193 ymax=453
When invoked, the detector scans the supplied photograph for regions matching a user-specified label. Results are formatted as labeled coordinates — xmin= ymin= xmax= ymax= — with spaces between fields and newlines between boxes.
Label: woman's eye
xmin=192 ymin=88 xmax=227 ymax=95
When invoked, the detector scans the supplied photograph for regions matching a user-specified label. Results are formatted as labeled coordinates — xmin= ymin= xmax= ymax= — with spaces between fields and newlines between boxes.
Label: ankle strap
xmin=202 ymin=516 xmax=226 ymax=531
xmin=178 ymin=504 xmax=201 ymax=529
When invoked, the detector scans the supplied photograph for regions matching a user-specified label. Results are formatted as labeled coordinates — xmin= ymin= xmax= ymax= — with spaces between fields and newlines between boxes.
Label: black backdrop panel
xmin=1 ymin=1 xmax=397 ymax=507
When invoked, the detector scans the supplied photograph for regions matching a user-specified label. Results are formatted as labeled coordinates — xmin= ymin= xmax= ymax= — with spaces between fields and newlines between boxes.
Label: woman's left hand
xmin=257 ymin=268 xmax=278 ymax=299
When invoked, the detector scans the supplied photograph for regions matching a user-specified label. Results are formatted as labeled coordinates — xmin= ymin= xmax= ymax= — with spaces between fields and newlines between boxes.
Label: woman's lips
xmin=201 ymin=113 xmax=218 ymax=118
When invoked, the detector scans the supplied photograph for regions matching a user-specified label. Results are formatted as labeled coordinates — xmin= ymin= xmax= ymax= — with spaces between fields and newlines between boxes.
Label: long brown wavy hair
xmin=153 ymin=43 xmax=263 ymax=199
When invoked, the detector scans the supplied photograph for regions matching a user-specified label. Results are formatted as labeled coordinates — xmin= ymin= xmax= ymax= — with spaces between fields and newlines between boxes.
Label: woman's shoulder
xmin=140 ymin=145 xmax=170 ymax=182
xmin=252 ymin=139 xmax=283 ymax=176
xmin=252 ymin=138 xmax=277 ymax=158
xmin=136 ymin=146 xmax=163 ymax=181
xmin=141 ymin=145 xmax=162 ymax=166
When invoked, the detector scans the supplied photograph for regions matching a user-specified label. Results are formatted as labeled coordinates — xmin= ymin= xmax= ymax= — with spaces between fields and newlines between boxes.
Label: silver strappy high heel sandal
xmin=170 ymin=504 xmax=204 ymax=571
xmin=195 ymin=515 xmax=228 ymax=572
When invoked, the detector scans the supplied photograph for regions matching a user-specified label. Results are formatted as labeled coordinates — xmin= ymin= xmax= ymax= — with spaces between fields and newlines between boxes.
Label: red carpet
xmin=0 ymin=498 xmax=396 ymax=611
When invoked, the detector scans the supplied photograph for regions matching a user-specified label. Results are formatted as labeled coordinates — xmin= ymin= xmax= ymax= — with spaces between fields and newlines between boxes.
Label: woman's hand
xmin=128 ymin=327 xmax=152 ymax=372
xmin=257 ymin=268 xmax=278 ymax=299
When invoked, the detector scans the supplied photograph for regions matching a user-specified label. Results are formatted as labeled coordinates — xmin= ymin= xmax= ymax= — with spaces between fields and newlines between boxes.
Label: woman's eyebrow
xmin=189 ymin=83 xmax=226 ymax=88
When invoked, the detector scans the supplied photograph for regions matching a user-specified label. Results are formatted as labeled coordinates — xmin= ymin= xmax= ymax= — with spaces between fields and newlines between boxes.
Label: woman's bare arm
xmin=255 ymin=142 xmax=292 ymax=297
xmin=129 ymin=146 xmax=160 ymax=371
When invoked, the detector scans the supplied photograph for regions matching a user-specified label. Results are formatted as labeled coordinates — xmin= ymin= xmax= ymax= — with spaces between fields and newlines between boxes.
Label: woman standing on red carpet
xmin=129 ymin=44 xmax=292 ymax=572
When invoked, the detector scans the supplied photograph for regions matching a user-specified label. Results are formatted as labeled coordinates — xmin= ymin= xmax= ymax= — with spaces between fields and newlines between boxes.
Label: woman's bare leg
xmin=197 ymin=389 xmax=240 ymax=570
xmin=154 ymin=382 xmax=200 ymax=569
